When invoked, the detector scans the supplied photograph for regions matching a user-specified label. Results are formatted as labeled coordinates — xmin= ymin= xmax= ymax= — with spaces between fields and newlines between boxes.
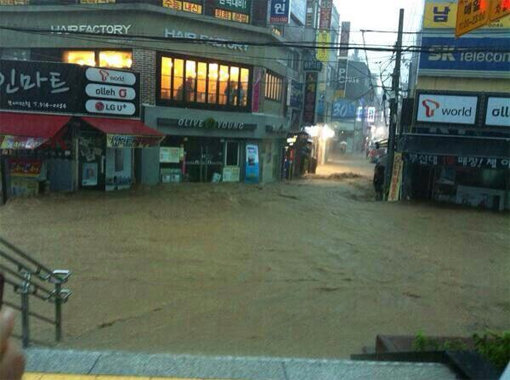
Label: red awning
xmin=0 ymin=112 xmax=71 ymax=138
xmin=81 ymin=117 xmax=163 ymax=137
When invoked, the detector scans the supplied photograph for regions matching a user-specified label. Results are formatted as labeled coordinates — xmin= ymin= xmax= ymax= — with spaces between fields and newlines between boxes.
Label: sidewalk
xmin=24 ymin=348 xmax=457 ymax=380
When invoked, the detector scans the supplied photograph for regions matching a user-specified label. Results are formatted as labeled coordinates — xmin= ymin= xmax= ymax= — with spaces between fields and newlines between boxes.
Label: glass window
xmin=63 ymin=50 xmax=96 ymax=66
xmin=219 ymin=65 xmax=229 ymax=105
xmin=158 ymin=54 xmax=250 ymax=110
xmin=185 ymin=60 xmax=197 ymax=102
xmin=161 ymin=57 xmax=172 ymax=100
xmin=114 ymin=149 xmax=124 ymax=172
xmin=173 ymin=59 xmax=184 ymax=101
xmin=240 ymin=68 xmax=249 ymax=106
xmin=228 ymin=66 xmax=240 ymax=106
xmin=265 ymin=71 xmax=283 ymax=102
xmin=99 ymin=51 xmax=132 ymax=69
xmin=208 ymin=63 xmax=218 ymax=104
xmin=225 ymin=141 xmax=239 ymax=166
xmin=197 ymin=62 xmax=207 ymax=104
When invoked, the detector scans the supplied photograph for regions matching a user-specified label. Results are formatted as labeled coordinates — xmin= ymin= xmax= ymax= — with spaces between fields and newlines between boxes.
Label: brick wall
xmin=132 ymin=49 xmax=156 ymax=106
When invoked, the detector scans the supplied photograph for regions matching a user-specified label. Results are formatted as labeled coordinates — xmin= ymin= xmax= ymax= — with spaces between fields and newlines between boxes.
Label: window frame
xmin=61 ymin=49 xmax=133 ymax=69
xmin=264 ymin=71 xmax=283 ymax=102
xmin=156 ymin=52 xmax=253 ymax=113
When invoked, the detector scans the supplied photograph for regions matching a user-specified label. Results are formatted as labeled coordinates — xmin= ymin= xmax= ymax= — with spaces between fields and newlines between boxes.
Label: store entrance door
xmin=185 ymin=138 xmax=223 ymax=182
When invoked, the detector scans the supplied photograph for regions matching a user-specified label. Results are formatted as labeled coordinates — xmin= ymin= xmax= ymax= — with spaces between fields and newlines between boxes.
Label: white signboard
xmin=160 ymin=147 xmax=181 ymax=163
xmin=85 ymin=84 xmax=136 ymax=100
xmin=86 ymin=67 xmax=136 ymax=86
xmin=417 ymin=94 xmax=478 ymax=125
xmin=85 ymin=99 xmax=136 ymax=116
xmin=485 ymin=97 xmax=510 ymax=127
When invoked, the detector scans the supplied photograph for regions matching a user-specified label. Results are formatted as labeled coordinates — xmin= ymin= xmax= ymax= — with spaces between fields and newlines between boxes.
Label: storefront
xmin=0 ymin=59 xmax=162 ymax=201
xmin=401 ymin=91 xmax=510 ymax=210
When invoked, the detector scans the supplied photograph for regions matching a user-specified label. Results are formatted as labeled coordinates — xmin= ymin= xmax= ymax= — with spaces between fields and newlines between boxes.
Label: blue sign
xmin=245 ymin=144 xmax=260 ymax=183
xmin=420 ymin=37 xmax=510 ymax=76
xmin=290 ymin=80 xmax=303 ymax=108
xmin=270 ymin=0 xmax=290 ymax=24
xmin=332 ymin=99 xmax=356 ymax=119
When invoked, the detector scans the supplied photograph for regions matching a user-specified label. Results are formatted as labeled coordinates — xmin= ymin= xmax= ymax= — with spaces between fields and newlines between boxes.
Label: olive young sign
xmin=0 ymin=59 xmax=140 ymax=118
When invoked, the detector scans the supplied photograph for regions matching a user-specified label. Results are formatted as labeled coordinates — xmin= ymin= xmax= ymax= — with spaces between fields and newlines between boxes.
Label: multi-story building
xmin=400 ymin=0 xmax=510 ymax=210
xmin=0 ymin=0 xmax=307 ymax=189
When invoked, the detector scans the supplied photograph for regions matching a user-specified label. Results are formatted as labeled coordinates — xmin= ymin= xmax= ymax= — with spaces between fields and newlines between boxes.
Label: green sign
xmin=215 ymin=0 xmax=252 ymax=13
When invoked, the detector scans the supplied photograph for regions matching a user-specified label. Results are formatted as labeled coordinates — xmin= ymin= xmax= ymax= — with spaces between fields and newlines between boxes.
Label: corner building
xmin=0 ymin=1 xmax=305 ymax=184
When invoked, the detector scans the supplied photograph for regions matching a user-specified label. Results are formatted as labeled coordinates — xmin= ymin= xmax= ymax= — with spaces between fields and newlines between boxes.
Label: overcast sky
xmin=333 ymin=0 xmax=426 ymax=80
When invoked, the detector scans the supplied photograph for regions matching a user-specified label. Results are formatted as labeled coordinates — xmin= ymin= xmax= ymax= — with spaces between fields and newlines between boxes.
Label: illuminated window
xmin=63 ymin=51 xmax=96 ymax=67
xmin=99 ymin=51 xmax=132 ymax=69
xmin=161 ymin=57 xmax=172 ymax=100
xmin=159 ymin=54 xmax=251 ymax=111
xmin=63 ymin=50 xmax=132 ymax=69
xmin=265 ymin=71 xmax=283 ymax=102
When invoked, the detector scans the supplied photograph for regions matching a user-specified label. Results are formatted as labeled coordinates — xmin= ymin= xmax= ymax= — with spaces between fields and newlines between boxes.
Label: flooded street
xmin=0 ymin=155 xmax=508 ymax=359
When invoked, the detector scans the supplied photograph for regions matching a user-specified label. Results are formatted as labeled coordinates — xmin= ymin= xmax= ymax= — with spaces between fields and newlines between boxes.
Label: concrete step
xmin=25 ymin=347 xmax=458 ymax=380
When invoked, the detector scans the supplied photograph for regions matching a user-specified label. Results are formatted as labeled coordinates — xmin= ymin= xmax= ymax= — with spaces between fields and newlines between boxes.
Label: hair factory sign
xmin=50 ymin=24 xmax=132 ymax=35
xmin=164 ymin=29 xmax=249 ymax=52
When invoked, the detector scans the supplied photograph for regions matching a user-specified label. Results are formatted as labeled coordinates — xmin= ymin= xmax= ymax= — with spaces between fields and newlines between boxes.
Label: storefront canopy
xmin=80 ymin=117 xmax=164 ymax=148
xmin=0 ymin=112 xmax=71 ymax=149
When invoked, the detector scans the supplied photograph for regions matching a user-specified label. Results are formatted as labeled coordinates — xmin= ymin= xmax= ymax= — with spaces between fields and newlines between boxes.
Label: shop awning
xmin=0 ymin=112 xmax=71 ymax=149
xmin=81 ymin=117 xmax=164 ymax=148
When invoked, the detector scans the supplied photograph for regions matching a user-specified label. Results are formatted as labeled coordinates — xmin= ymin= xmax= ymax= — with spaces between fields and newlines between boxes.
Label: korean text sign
xmin=270 ymin=0 xmax=290 ymax=24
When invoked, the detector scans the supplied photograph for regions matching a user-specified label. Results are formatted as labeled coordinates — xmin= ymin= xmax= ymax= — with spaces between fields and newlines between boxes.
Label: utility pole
xmin=383 ymin=8 xmax=404 ymax=200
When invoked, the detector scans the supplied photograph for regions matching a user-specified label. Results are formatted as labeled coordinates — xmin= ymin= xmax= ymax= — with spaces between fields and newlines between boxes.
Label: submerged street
xmin=1 ymin=155 xmax=508 ymax=358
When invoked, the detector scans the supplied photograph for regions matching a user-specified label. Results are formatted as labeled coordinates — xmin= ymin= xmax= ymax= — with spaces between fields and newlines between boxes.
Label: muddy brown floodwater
xmin=0 ymin=155 xmax=508 ymax=359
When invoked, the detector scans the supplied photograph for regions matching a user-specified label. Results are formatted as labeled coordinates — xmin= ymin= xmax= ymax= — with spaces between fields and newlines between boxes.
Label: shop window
xmin=0 ymin=0 xmax=29 ymax=4
xmin=225 ymin=142 xmax=239 ymax=166
xmin=208 ymin=63 xmax=218 ymax=104
xmin=158 ymin=53 xmax=251 ymax=111
xmin=114 ymin=149 xmax=124 ymax=172
xmin=161 ymin=57 xmax=172 ymax=100
xmin=173 ymin=59 xmax=184 ymax=101
xmin=99 ymin=51 xmax=132 ymax=69
xmin=63 ymin=51 xmax=96 ymax=67
xmin=265 ymin=71 xmax=283 ymax=102
xmin=62 ymin=50 xmax=132 ymax=68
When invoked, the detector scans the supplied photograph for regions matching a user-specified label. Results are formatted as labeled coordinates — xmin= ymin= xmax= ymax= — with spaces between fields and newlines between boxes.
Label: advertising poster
xmin=214 ymin=0 xmax=252 ymax=23
xmin=160 ymin=147 xmax=181 ymax=163
xmin=82 ymin=162 xmax=98 ymax=186
xmin=245 ymin=144 xmax=259 ymax=183
xmin=9 ymin=159 xmax=43 ymax=177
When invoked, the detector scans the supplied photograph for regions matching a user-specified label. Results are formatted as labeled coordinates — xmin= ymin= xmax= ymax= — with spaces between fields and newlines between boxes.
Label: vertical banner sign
xmin=339 ymin=21 xmax=351 ymax=57
xmin=490 ymin=0 xmax=510 ymax=21
xmin=303 ymin=72 xmax=318 ymax=125
xmin=455 ymin=0 xmax=490 ymax=37
xmin=245 ymin=144 xmax=260 ymax=183
xmin=251 ymin=67 xmax=262 ymax=113
xmin=316 ymin=31 xmax=331 ymax=62
xmin=270 ymin=0 xmax=290 ymax=24
xmin=337 ymin=58 xmax=348 ymax=97
xmin=319 ymin=0 xmax=333 ymax=30
xmin=388 ymin=152 xmax=403 ymax=202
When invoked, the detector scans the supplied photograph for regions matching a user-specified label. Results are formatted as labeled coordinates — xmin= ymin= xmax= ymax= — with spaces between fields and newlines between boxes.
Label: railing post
xmin=55 ymin=282 xmax=62 ymax=342
xmin=20 ymin=272 xmax=31 ymax=348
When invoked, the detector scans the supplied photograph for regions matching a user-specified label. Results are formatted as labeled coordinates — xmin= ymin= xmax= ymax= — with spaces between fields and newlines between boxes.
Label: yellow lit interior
xmin=208 ymin=63 xmax=218 ymax=103
xmin=219 ymin=65 xmax=229 ymax=105
xmin=99 ymin=51 xmax=132 ymax=69
xmin=197 ymin=62 xmax=207 ymax=103
xmin=63 ymin=51 xmax=95 ymax=66
xmin=173 ymin=59 xmax=184 ymax=100
xmin=185 ymin=60 xmax=197 ymax=78
xmin=161 ymin=57 xmax=172 ymax=99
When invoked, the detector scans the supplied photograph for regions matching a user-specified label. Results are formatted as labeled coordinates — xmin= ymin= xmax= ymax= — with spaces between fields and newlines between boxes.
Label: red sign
xmin=303 ymin=72 xmax=318 ymax=125
xmin=319 ymin=0 xmax=333 ymax=30
xmin=9 ymin=158 xmax=43 ymax=177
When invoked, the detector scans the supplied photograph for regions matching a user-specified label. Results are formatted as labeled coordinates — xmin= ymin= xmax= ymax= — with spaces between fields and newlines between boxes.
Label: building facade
xmin=400 ymin=0 xmax=510 ymax=210
xmin=0 ymin=1 xmax=307 ymax=186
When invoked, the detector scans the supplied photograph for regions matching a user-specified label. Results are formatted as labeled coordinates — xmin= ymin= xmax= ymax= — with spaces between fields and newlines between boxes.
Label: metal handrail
xmin=0 ymin=238 xmax=71 ymax=347
xmin=0 ymin=238 xmax=69 ymax=283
